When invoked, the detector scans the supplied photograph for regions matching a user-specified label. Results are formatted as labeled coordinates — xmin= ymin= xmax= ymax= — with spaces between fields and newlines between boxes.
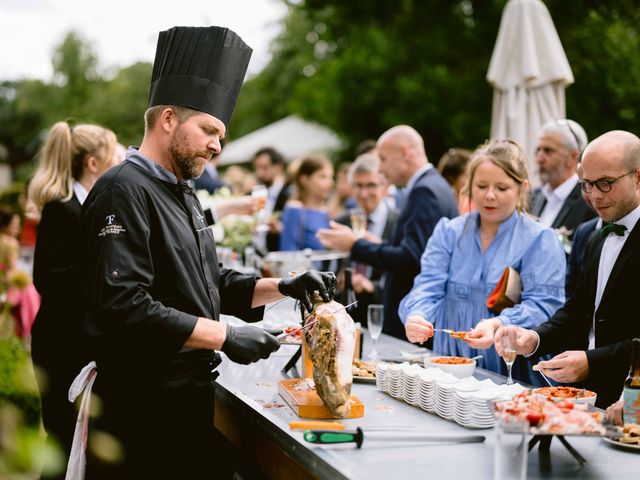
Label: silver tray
xmin=602 ymin=436 xmax=640 ymax=452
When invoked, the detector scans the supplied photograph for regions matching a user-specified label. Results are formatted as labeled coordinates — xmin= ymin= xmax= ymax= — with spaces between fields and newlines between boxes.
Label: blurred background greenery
xmin=1 ymin=0 xmax=639 ymax=183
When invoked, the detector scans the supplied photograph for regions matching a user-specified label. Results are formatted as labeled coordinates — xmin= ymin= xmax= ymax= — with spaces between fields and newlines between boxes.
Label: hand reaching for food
xmin=465 ymin=318 xmax=501 ymax=349
xmin=405 ymin=314 xmax=433 ymax=343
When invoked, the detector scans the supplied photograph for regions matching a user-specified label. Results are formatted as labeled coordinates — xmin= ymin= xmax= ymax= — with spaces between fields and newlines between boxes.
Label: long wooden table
xmin=213 ymin=328 xmax=638 ymax=479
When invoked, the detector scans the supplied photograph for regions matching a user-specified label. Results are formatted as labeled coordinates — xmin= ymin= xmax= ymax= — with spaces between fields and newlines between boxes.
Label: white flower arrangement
xmin=195 ymin=187 xmax=256 ymax=253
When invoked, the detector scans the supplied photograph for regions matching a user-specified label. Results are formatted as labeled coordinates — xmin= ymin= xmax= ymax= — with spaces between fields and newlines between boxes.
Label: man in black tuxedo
xmin=496 ymin=130 xmax=640 ymax=408
xmin=317 ymin=125 xmax=458 ymax=338
xmin=252 ymin=147 xmax=290 ymax=252
xmin=565 ymin=216 xmax=599 ymax=299
xmin=530 ymin=119 xmax=596 ymax=238
xmin=333 ymin=152 xmax=399 ymax=326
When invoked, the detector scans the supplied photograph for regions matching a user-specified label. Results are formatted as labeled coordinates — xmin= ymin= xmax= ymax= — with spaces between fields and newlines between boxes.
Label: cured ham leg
xmin=304 ymin=297 xmax=356 ymax=417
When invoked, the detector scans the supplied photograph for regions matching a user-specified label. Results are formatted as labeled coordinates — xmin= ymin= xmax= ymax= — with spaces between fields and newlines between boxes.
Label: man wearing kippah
xmin=79 ymin=27 xmax=336 ymax=478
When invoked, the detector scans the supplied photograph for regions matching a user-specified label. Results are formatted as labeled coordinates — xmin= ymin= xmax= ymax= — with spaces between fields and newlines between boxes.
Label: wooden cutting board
xmin=278 ymin=378 xmax=364 ymax=419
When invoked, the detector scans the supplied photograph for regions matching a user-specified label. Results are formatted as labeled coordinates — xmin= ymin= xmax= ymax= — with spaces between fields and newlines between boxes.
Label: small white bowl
xmin=533 ymin=387 xmax=597 ymax=406
xmin=424 ymin=356 xmax=476 ymax=379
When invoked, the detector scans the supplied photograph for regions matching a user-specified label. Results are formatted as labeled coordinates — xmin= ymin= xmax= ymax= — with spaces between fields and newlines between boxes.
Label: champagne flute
xmin=502 ymin=335 xmax=517 ymax=385
xmin=350 ymin=208 xmax=367 ymax=238
xmin=251 ymin=185 xmax=269 ymax=232
xmin=367 ymin=304 xmax=384 ymax=360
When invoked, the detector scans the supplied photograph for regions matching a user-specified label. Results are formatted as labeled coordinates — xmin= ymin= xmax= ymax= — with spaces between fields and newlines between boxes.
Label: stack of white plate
xmin=455 ymin=387 xmax=499 ymax=428
xmin=455 ymin=382 xmax=527 ymax=428
xmin=416 ymin=368 xmax=443 ymax=412
xmin=376 ymin=362 xmax=390 ymax=390
xmin=376 ymin=362 xmax=527 ymax=429
xmin=434 ymin=375 xmax=463 ymax=420
xmin=387 ymin=363 xmax=406 ymax=398
xmin=401 ymin=364 xmax=422 ymax=405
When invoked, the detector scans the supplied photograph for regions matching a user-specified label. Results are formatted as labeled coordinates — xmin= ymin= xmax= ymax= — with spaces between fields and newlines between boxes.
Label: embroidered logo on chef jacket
xmin=98 ymin=214 xmax=127 ymax=237
xmin=193 ymin=206 xmax=208 ymax=232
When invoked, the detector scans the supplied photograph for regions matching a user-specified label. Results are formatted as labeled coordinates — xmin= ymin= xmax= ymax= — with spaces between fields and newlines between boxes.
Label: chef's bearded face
xmin=168 ymin=122 xmax=211 ymax=181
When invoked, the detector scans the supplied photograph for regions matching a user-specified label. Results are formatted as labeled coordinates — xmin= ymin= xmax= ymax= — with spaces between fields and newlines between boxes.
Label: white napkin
xmin=65 ymin=361 xmax=97 ymax=480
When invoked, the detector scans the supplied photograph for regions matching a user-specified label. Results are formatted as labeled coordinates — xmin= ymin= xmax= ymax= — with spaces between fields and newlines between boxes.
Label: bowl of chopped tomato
xmin=533 ymin=386 xmax=597 ymax=406
xmin=424 ymin=356 xmax=476 ymax=378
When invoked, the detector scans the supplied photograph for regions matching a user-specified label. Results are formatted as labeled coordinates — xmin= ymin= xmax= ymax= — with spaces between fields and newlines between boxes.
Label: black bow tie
xmin=600 ymin=222 xmax=627 ymax=239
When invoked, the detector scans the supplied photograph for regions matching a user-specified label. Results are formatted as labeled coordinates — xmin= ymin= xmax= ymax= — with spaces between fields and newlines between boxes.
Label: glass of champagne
xmin=251 ymin=185 xmax=269 ymax=232
xmin=367 ymin=304 xmax=384 ymax=359
xmin=502 ymin=335 xmax=517 ymax=385
xmin=350 ymin=209 xmax=367 ymax=238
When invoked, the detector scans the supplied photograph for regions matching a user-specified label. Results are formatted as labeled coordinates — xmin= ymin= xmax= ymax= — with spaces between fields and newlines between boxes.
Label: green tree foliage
xmin=90 ymin=62 xmax=151 ymax=148
xmin=236 ymin=0 xmax=640 ymax=163
xmin=236 ymin=0 xmax=507 ymax=161
xmin=548 ymin=0 xmax=640 ymax=137
xmin=2 ymin=3 xmax=640 ymax=173
xmin=0 ymin=31 xmax=150 ymax=181
xmin=51 ymin=31 xmax=99 ymax=116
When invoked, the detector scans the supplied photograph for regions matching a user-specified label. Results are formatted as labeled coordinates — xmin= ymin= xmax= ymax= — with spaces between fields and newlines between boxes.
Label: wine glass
xmin=251 ymin=185 xmax=269 ymax=232
xmin=502 ymin=335 xmax=517 ymax=385
xmin=367 ymin=304 xmax=384 ymax=359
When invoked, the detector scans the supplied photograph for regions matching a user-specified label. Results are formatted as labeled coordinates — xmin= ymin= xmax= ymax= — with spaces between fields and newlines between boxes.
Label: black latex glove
xmin=278 ymin=270 xmax=337 ymax=313
xmin=221 ymin=325 xmax=280 ymax=365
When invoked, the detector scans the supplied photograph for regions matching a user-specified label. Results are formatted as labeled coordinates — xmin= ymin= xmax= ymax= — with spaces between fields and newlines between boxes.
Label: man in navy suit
xmin=496 ymin=130 xmax=640 ymax=408
xmin=317 ymin=125 xmax=458 ymax=338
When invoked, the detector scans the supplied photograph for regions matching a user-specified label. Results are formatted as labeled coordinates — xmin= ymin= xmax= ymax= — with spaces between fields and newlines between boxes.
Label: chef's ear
xmin=159 ymin=107 xmax=179 ymax=134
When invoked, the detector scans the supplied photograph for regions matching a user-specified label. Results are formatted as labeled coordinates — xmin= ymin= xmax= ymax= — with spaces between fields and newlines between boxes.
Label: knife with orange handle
xmin=289 ymin=420 xmax=346 ymax=431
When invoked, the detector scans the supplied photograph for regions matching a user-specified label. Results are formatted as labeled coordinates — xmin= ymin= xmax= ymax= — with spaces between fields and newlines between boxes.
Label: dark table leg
xmin=281 ymin=346 xmax=302 ymax=376
xmin=528 ymin=435 xmax=587 ymax=467
xmin=557 ymin=435 xmax=587 ymax=467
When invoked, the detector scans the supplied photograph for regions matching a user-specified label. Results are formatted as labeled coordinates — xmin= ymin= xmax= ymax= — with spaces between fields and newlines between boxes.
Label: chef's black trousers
xmin=85 ymin=372 xmax=219 ymax=480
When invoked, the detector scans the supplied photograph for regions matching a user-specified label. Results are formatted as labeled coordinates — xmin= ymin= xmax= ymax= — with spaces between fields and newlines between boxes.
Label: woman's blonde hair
xmin=465 ymin=139 xmax=530 ymax=213
xmin=28 ymin=122 xmax=117 ymax=211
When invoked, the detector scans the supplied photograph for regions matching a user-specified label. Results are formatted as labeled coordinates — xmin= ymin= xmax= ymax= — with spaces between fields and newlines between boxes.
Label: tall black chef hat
xmin=148 ymin=26 xmax=252 ymax=127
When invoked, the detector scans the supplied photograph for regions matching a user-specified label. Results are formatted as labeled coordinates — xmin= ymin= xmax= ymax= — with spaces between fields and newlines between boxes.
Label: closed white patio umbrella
xmin=487 ymin=0 xmax=573 ymax=185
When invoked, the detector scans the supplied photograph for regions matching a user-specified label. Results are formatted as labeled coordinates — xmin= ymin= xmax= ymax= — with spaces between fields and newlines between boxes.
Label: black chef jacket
xmin=81 ymin=155 xmax=265 ymax=478
xmin=82 ymin=157 xmax=264 ymax=387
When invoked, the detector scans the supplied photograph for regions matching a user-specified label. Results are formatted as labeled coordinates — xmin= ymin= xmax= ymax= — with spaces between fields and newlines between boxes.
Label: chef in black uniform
xmin=81 ymin=26 xmax=335 ymax=479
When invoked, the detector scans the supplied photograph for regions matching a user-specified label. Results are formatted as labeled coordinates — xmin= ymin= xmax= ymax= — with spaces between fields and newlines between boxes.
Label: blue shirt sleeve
xmin=398 ymin=217 xmax=455 ymax=325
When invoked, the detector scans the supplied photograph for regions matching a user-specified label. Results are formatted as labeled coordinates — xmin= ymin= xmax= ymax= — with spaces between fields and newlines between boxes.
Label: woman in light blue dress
xmin=280 ymin=153 xmax=334 ymax=251
xmin=400 ymin=139 xmax=565 ymax=385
